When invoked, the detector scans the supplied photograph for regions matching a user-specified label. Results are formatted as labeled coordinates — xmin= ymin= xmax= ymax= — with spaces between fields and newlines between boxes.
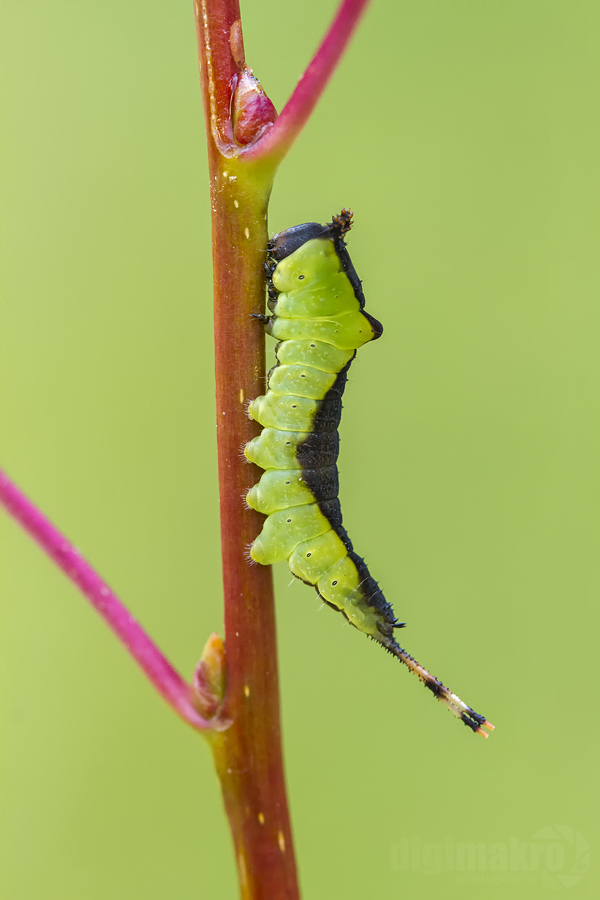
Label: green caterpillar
xmin=245 ymin=210 xmax=493 ymax=737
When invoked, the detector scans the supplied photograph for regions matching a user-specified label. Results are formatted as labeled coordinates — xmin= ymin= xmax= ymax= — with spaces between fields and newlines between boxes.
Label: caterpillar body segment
xmin=246 ymin=210 xmax=493 ymax=737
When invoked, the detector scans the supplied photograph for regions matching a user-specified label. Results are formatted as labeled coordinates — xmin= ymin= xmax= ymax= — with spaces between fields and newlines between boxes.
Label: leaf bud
xmin=232 ymin=68 xmax=277 ymax=146
xmin=192 ymin=632 xmax=226 ymax=720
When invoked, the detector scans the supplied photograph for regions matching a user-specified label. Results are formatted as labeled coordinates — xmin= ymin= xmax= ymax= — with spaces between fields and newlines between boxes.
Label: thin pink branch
xmin=0 ymin=468 xmax=210 ymax=732
xmin=244 ymin=0 xmax=371 ymax=162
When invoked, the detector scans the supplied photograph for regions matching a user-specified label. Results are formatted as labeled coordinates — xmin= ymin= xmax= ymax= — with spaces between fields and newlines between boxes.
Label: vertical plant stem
xmin=195 ymin=3 xmax=299 ymax=897
xmin=208 ymin=163 xmax=299 ymax=899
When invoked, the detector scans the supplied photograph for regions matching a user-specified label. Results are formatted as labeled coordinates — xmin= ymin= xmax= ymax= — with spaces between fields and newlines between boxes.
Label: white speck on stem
xmin=234 ymin=199 xmax=239 ymax=208
xmin=244 ymin=227 xmax=250 ymax=239
xmin=238 ymin=852 xmax=248 ymax=888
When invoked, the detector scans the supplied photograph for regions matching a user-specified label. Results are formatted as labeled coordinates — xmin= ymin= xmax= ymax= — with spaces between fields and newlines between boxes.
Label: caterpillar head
xmin=268 ymin=210 xmax=353 ymax=264
xmin=269 ymin=221 xmax=329 ymax=262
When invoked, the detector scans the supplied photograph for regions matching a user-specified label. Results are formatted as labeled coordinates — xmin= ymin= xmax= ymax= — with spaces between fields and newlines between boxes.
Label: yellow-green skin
xmin=244 ymin=235 xmax=387 ymax=638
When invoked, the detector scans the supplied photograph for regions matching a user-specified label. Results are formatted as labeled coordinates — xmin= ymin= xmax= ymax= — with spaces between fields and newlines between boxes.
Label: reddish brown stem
xmin=208 ymin=182 xmax=299 ymax=897
xmin=194 ymin=2 xmax=299 ymax=898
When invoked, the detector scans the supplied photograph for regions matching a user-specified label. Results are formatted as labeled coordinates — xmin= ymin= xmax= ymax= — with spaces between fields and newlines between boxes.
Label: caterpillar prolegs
xmin=245 ymin=211 xmax=493 ymax=737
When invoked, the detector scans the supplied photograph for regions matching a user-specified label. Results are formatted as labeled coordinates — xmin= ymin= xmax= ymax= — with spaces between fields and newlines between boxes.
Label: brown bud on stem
xmin=193 ymin=632 xmax=226 ymax=720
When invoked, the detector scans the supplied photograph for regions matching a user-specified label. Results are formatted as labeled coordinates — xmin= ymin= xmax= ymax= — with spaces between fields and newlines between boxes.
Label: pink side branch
xmin=0 ymin=468 xmax=211 ymax=732
xmin=244 ymin=0 xmax=371 ymax=162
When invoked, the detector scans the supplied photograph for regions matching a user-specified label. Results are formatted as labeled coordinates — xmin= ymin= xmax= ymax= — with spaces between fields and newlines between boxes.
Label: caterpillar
xmin=245 ymin=210 xmax=493 ymax=737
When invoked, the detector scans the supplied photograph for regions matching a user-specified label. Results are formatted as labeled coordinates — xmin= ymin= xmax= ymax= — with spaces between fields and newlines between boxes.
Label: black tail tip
xmin=461 ymin=710 xmax=495 ymax=737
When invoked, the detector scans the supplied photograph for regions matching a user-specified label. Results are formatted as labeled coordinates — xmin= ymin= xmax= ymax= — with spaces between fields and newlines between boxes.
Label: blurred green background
xmin=1 ymin=1 xmax=599 ymax=897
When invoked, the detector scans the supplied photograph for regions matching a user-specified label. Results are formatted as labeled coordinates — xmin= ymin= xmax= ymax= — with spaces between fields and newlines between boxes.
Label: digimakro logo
xmin=390 ymin=825 xmax=590 ymax=889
